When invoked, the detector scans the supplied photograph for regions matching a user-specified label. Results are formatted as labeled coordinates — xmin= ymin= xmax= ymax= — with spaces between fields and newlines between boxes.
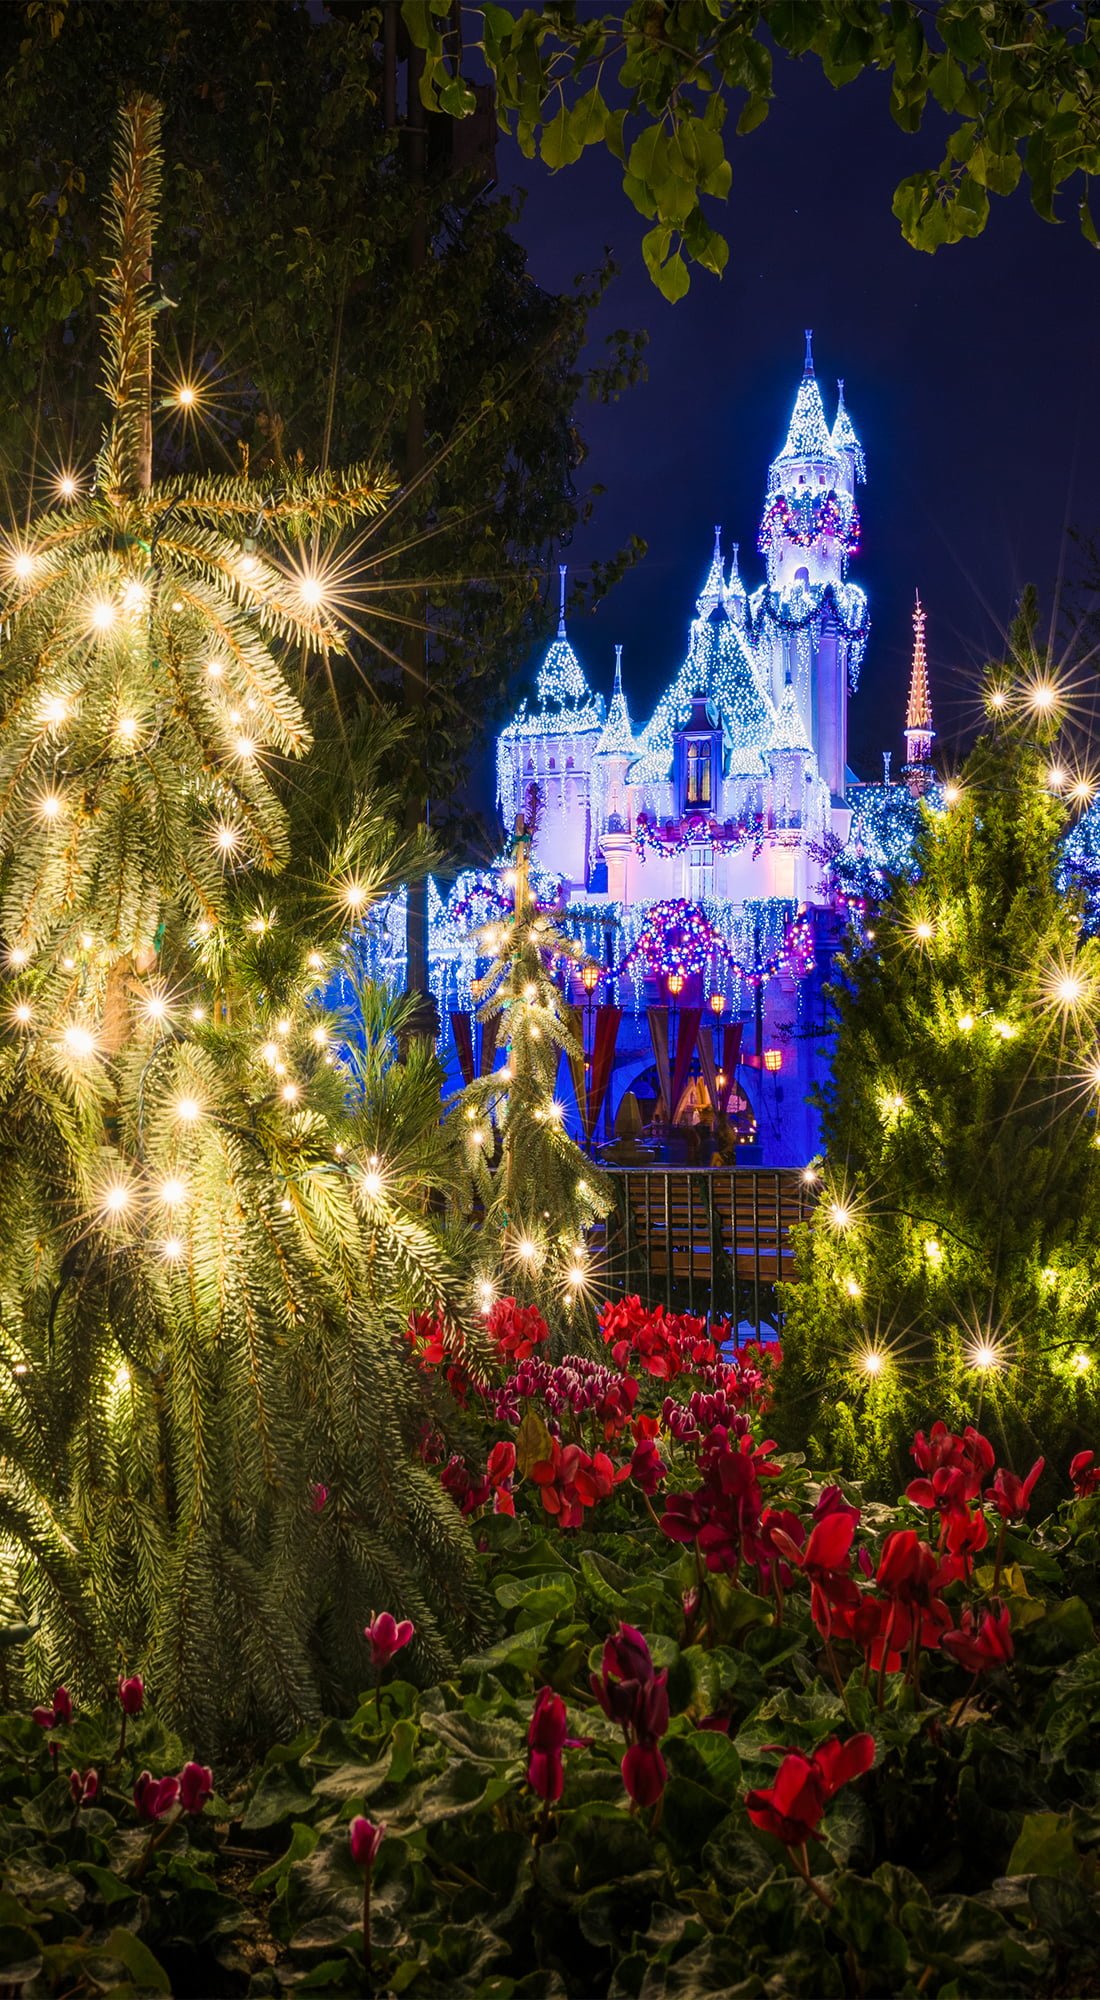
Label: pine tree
xmin=0 ymin=98 xmax=487 ymax=1748
xmin=775 ymin=596 xmax=1100 ymax=1490
xmin=459 ymin=811 xmax=613 ymax=1335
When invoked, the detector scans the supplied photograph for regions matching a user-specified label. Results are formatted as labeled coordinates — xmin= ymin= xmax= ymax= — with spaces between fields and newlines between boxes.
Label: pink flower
xmin=527 ymin=1686 xmax=568 ymax=1803
xmin=69 ymin=1768 xmax=98 ymax=1807
xmin=134 ymin=1771 xmax=180 ymax=1821
xmin=310 ymin=1482 xmax=329 ymax=1513
xmin=178 ymin=1761 xmax=214 ymax=1814
xmin=487 ymin=1439 xmax=517 ymax=1516
xmin=628 ymin=1437 xmax=668 ymax=1494
xmin=32 ymin=1686 xmax=72 ymax=1730
xmin=349 ymin=1815 xmax=385 ymax=1868
xmin=364 ymin=1611 xmax=415 ymax=1671
xmin=989 ymin=1458 xmax=1044 ymax=1522
xmin=118 ymin=1674 xmax=144 ymax=1717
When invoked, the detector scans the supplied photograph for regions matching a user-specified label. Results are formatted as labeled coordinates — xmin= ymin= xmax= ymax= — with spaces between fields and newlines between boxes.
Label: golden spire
xmin=906 ymin=592 xmax=933 ymax=736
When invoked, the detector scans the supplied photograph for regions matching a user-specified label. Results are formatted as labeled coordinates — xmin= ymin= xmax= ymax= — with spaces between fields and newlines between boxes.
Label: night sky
xmin=506 ymin=54 xmax=1100 ymax=781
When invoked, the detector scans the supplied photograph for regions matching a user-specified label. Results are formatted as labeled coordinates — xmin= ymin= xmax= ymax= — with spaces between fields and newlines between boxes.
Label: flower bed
xmin=5 ymin=1299 xmax=1100 ymax=1996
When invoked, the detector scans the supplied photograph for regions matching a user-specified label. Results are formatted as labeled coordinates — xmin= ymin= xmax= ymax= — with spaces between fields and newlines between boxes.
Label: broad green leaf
xmin=1007 ymin=1813 xmax=1080 ymax=1879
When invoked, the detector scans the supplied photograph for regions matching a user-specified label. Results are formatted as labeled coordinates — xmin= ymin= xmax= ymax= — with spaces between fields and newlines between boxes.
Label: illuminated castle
xmin=497 ymin=331 xmax=870 ymax=931
xmin=355 ymin=336 xmax=947 ymax=1166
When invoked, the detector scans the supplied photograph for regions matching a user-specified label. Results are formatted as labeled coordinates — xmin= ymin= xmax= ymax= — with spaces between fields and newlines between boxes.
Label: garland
xmin=757 ymin=487 xmax=860 ymax=558
xmin=615 ymin=898 xmax=815 ymax=988
xmin=634 ymin=812 xmax=798 ymax=861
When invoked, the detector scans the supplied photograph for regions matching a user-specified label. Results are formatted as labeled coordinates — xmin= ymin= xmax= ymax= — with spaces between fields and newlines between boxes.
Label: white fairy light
xmin=91 ymin=598 xmax=116 ymax=631
xmin=281 ymin=1082 xmax=300 ymax=1103
xmin=174 ymin=1096 xmax=202 ymax=1122
xmin=12 ymin=1002 xmax=33 ymax=1027
xmin=62 ymin=1023 xmax=96 ymax=1059
xmin=162 ymin=1237 xmax=185 ymax=1261
xmin=38 ymin=792 xmax=64 ymax=822
xmin=157 ymin=1177 xmax=188 ymax=1208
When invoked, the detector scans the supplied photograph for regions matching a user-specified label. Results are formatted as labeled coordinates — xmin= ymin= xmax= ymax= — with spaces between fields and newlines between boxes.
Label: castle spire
xmin=776 ymin=331 xmax=832 ymax=461
xmin=830 ymin=379 xmax=866 ymax=484
xmin=534 ymin=560 xmax=601 ymax=711
xmin=557 ymin=561 xmax=568 ymax=639
xmin=696 ymin=524 xmax=726 ymax=615
xmin=725 ymin=539 xmax=746 ymax=619
xmin=903 ymin=592 xmax=935 ymax=797
xmin=596 ymin=642 xmax=635 ymax=755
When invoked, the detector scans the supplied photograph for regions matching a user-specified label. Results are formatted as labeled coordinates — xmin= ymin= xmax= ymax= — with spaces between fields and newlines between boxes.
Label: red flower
xmin=813 ymin=1485 xmax=861 ymax=1529
xmin=910 ymin=1422 xmax=994 ymax=1505
xmin=746 ymin=1733 xmax=875 ymax=1848
xmin=134 ymin=1771 xmax=180 ymax=1821
xmin=876 ymin=1529 xmax=942 ymax=1606
xmin=989 ymin=1458 xmax=1044 ymax=1522
xmin=1070 ymin=1449 xmax=1100 ymax=1498
xmin=770 ymin=1510 xmax=859 ymax=1638
xmin=485 ymin=1297 xmax=549 ymax=1362
xmin=117 ymin=1674 xmax=144 ymax=1717
xmin=530 ymin=1439 xmax=625 ymax=1527
xmin=942 ymin=1602 xmax=1014 ymax=1674
xmin=178 ymin=1761 xmax=214 ymax=1814
xmin=527 ymin=1686 xmax=568 ymax=1803
xmin=441 ymin=1453 xmax=492 ymax=1514
xmin=309 ymin=1482 xmax=329 ymax=1513
xmin=32 ymin=1686 xmax=72 ymax=1730
xmin=69 ymin=1768 xmax=98 ymax=1807
xmin=364 ymin=1611 xmax=415 ymax=1670
xmin=622 ymin=1740 xmax=668 ymax=1807
xmin=487 ymin=1439 xmax=517 ymax=1516
xmin=349 ymin=1816 xmax=385 ymax=1868
xmin=628 ymin=1437 xmax=668 ymax=1495
xmin=942 ymin=1505 xmax=989 ymax=1566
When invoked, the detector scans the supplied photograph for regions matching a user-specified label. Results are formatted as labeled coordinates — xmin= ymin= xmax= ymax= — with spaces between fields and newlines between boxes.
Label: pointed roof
xmin=771 ymin=670 xmax=811 ymax=752
xmin=905 ymin=592 xmax=934 ymax=739
xmin=596 ymin=644 xmax=635 ymax=755
xmin=725 ymin=540 xmax=746 ymax=609
xmin=830 ymin=379 xmax=866 ymax=483
xmin=775 ymin=328 xmax=834 ymax=463
xmin=696 ymin=525 xmax=726 ymax=615
xmin=534 ymin=563 xmax=602 ymax=713
xmin=629 ymin=608 xmax=775 ymax=786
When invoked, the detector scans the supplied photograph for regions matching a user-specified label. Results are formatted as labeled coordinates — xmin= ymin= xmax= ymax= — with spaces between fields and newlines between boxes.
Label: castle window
xmin=795 ymin=566 xmax=809 ymax=586
xmin=566 ymin=756 xmax=574 ymax=769
xmin=688 ymin=842 xmax=714 ymax=903
xmin=548 ymin=757 xmax=556 ymax=771
xmin=685 ymin=739 xmax=712 ymax=807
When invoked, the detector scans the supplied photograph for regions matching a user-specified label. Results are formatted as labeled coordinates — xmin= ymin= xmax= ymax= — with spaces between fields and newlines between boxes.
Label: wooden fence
xmin=595 ymin=1167 xmax=812 ymax=1332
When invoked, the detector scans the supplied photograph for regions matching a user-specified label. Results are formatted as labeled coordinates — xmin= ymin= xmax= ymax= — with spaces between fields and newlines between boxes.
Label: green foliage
xmin=775 ymin=602 xmax=1100 ymax=1484
xmin=0 ymin=1 xmax=646 ymax=822
xmin=411 ymin=2 xmax=1100 ymax=290
xmin=455 ymin=818 xmax=612 ymax=1332
xmin=0 ymin=97 xmax=490 ymax=1750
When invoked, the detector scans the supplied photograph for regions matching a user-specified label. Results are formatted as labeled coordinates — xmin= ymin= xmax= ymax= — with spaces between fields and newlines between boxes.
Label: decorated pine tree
xmin=0 ymin=98 xmax=487 ymax=1744
xmin=776 ymin=595 xmax=1100 ymax=1489
xmin=459 ymin=811 xmax=612 ymax=1330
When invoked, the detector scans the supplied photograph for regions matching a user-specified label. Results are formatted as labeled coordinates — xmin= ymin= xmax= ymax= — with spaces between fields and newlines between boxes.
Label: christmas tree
xmin=0 ymin=98 xmax=485 ymax=1745
xmin=776 ymin=595 xmax=1100 ymax=1489
xmin=459 ymin=810 xmax=612 ymax=1332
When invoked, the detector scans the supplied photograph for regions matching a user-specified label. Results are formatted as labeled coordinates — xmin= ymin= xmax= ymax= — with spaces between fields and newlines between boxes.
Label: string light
xmin=56 ymin=474 xmax=78 ymax=501
xmin=1072 ymin=1351 xmax=1092 ymax=1374
xmin=90 ymin=598 xmax=116 ymax=631
xmin=297 ymin=572 xmax=327 ymax=608
xmin=958 ymin=1013 xmax=975 ymax=1032
xmin=827 ymin=1201 xmax=851 ymax=1231
xmin=62 ymin=1023 xmax=96 ymax=1059
xmin=101 ymin=1183 xmax=131 ymax=1216
xmin=174 ymin=1096 xmax=201 ymax=1122
xmin=157 ymin=1177 xmax=188 ymax=1207
xmin=11 ymin=549 xmax=35 ymax=580
xmin=924 ymin=1237 xmax=942 ymax=1265
xmin=858 ymin=1348 xmax=885 ymax=1376
xmin=8 ymin=946 xmax=29 ymax=968
xmin=843 ymin=1276 xmax=862 ymax=1298
xmin=38 ymin=792 xmax=64 ymax=822
xmin=12 ymin=1002 xmax=33 ymax=1027
xmin=307 ymin=951 xmax=325 ymax=971
xmin=40 ymin=695 xmax=69 ymax=726
xmin=1028 ymin=682 xmax=1059 ymax=713
xmin=343 ymin=883 xmax=367 ymax=912
xmin=967 ymin=1340 xmax=1001 ymax=1371
xmin=162 ymin=1237 xmax=185 ymax=1261
xmin=234 ymin=735 xmax=256 ymax=761
xmin=117 ymin=716 xmax=138 ymax=743
xmin=175 ymin=383 xmax=198 ymax=408
xmin=361 ymin=1160 xmax=384 ymax=1199
xmin=214 ymin=823 xmax=239 ymax=853
xmin=280 ymin=1082 xmax=300 ymax=1103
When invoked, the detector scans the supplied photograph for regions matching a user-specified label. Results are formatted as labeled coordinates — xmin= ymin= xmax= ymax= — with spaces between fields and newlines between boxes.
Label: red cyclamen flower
xmin=628 ymin=1437 xmax=668 ymax=1495
xmin=745 ymin=1733 xmax=875 ymax=1847
xmin=32 ymin=1685 xmax=73 ymax=1730
xmin=364 ymin=1611 xmax=415 ymax=1670
xmin=178 ymin=1761 xmax=214 ymax=1814
xmin=69 ymin=1768 xmax=98 ymax=1807
xmin=118 ymin=1674 xmax=144 ymax=1716
xmin=349 ymin=1816 xmax=385 ymax=1868
xmin=487 ymin=1439 xmax=517 ymax=1516
xmin=942 ymin=1602 xmax=1014 ymax=1674
xmin=134 ymin=1771 xmax=180 ymax=1821
xmin=527 ymin=1686 xmax=568 ymax=1803
xmin=1070 ymin=1449 xmax=1100 ymax=1498
xmin=485 ymin=1297 xmax=549 ymax=1362
xmin=988 ymin=1458 xmax=1044 ymax=1522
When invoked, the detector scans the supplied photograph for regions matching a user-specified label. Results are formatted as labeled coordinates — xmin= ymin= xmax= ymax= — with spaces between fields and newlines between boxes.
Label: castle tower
xmin=496 ymin=563 xmax=605 ymax=889
xmin=903 ymin=592 xmax=935 ymax=797
xmin=756 ymin=333 xmax=865 ymax=804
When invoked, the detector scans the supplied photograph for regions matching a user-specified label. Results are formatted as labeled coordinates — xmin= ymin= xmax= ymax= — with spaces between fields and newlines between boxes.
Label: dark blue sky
xmin=507 ymin=55 xmax=1100 ymax=780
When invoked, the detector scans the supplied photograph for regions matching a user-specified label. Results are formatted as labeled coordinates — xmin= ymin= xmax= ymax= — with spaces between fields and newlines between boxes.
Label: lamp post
xmin=581 ymin=959 xmax=600 ymax=1147
xmin=666 ymin=970 xmax=684 ymax=1119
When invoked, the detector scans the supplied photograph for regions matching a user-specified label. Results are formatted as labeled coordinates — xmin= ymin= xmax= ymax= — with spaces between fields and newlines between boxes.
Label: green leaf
xmin=1007 ymin=1813 xmax=1079 ymax=1879
xmin=654 ymin=249 xmax=690 ymax=303
xmin=540 ymin=107 xmax=584 ymax=172
xmin=252 ymin=1820 xmax=320 ymax=1895
xmin=93 ymin=1930 xmax=172 ymax=1994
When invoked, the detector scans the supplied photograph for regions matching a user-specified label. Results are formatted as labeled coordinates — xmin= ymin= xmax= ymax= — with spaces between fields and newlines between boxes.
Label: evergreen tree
xmin=775 ymin=597 xmax=1100 ymax=1490
xmin=459 ymin=811 xmax=612 ymax=1333
xmin=0 ymin=97 xmax=486 ymax=1748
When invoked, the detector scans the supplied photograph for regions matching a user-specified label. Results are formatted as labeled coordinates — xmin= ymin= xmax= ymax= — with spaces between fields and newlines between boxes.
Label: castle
xmin=356 ymin=335 xmax=940 ymax=1166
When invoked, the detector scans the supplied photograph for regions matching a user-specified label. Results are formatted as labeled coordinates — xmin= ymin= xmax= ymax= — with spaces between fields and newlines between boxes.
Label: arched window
xmin=795 ymin=566 xmax=809 ymax=586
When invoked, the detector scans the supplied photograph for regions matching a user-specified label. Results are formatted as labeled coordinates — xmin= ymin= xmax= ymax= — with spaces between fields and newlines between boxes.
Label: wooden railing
xmin=595 ymin=1168 xmax=812 ymax=1332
